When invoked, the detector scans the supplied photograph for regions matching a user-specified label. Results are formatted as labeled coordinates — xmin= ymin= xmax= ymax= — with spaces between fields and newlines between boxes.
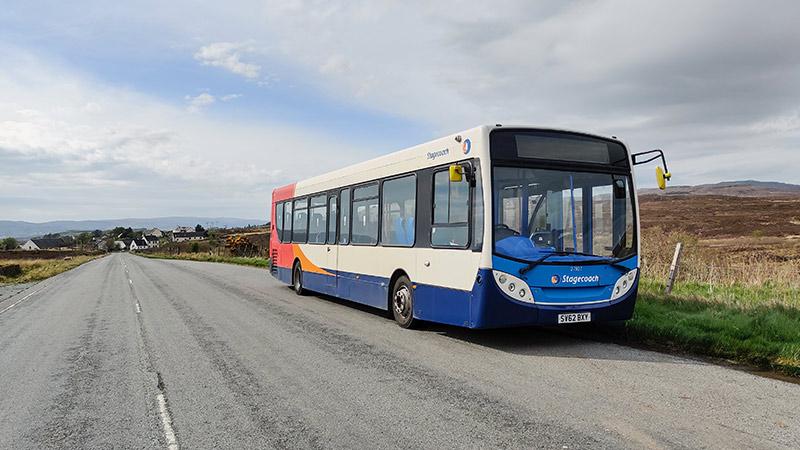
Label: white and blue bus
xmin=270 ymin=125 xmax=670 ymax=328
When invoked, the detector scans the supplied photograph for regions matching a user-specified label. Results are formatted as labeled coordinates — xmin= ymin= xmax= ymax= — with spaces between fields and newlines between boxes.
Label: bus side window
xmin=275 ymin=202 xmax=284 ymax=243
xmin=283 ymin=201 xmax=293 ymax=242
xmin=352 ymin=183 xmax=379 ymax=245
xmin=381 ymin=174 xmax=416 ymax=247
xmin=339 ymin=189 xmax=350 ymax=245
xmin=308 ymin=195 xmax=327 ymax=244
xmin=431 ymin=169 xmax=469 ymax=248
xmin=292 ymin=198 xmax=308 ymax=243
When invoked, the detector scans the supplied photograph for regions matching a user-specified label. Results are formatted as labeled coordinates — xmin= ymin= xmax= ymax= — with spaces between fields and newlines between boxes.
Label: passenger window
xmin=352 ymin=183 xmax=379 ymax=245
xmin=328 ymin=196 xmax=337 ymax=244
xmin=283 ymin=202 xmax=293 ymax=242
xmin=274 ymin=203 xmax=284 ymax=243
xmin=431 ymin=170 xmax=469 ymax=247
xmin=381 ymin=175 xmax=416 ymax=246
xmin=292 ymin=198 xmax=308 ymax=243
xmin=308 ymin=195 xmax=327 ymax=244
xmin=339 ymin=189 xmax=350 ymax=244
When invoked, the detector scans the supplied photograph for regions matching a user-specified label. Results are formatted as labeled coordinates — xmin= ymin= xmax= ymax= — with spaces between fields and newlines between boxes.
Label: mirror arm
xmin=632 ymin=149 xmax=670 ymax=176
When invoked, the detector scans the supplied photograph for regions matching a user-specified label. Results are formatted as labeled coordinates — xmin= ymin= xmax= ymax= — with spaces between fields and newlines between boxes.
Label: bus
xmin=269 ymin=125 xmax=670 ymax=329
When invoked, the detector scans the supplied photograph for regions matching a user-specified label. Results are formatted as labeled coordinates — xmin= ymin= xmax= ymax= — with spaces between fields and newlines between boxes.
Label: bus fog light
xmin=519 ymin=289 xmax=526 ymax=297
xmin=508 ymin=283 xmax=515 ymax=292
xmin=499 ymin=275 xmax=507 ymax=284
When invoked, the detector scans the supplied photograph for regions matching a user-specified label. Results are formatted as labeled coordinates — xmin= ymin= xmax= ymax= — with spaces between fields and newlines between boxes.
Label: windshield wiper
xmin=519 ymin=251 xmax=629 ymax=275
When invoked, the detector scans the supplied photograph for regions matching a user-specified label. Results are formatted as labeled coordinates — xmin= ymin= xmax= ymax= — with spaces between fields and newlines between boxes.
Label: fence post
xmin=665 ymin=242 xmax=683 ymax=294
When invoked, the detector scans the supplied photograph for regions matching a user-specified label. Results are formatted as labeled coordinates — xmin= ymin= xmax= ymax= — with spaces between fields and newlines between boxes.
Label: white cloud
xmin=0 ymin=46 xmax=372 ymax=221
xmin=193 ymin=42 xmax=261 ymax=79
xmin=220 ymin=93 xmax=242 ymax=101
xmin=184 ymin=92 xmax=215 ymax=112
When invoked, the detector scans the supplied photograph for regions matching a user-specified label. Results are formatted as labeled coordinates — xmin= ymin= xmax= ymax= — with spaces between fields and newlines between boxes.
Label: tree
xmin=190 ymin=242 xmax=200 ymax=253
xmin=1 ymin=237 xmax=18 ymax=250
xmin=195 ymin=224 xmax=205 ymax=232
xmin=111 ymin=226 xmax=127 ymax=238
xmin=76 ymin=232 xmax=92 ymax=247
xmin=92 ymin=229 xmax=103 ymax=238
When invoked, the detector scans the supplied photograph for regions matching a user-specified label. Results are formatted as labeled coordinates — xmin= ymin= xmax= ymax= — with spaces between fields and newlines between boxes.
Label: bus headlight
xmin=610 ymin=268 xmax=638 ymax=301
xmin=492 ymin=271 xmax=534 ymax=304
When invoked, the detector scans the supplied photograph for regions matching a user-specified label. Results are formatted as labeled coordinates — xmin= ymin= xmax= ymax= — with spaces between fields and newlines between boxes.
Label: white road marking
xmin=129 ymin=279 xmax=133 ymax=285
xmin=157 ymin=393 xmax=179 ymax=450
xmin=136 ymin=302 xmax=141 ymax=313
xmin=0 ymin=287 xmax=45 ymax=315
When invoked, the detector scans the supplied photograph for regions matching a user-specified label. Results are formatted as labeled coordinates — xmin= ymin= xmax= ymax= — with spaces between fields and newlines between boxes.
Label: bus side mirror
xmin=449 ymin=164 xmax=463 ymax=183
xmin=632 ymin=149 xmax=672 ymax=190
xmin=656 ymin=166 xmax=671 ymax=190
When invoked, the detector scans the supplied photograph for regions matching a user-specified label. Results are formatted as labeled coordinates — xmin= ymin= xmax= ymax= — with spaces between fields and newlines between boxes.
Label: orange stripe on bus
xmin=292 ymin=244 xmax=333 ymax=276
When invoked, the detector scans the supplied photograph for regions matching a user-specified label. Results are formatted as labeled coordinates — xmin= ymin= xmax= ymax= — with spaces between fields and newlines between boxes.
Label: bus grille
xmin=270 ymin=249 xmax=278 ymax=275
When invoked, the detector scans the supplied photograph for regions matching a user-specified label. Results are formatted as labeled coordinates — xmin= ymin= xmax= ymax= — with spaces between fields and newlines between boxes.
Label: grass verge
xmin=141 ymin=252 xmax=270 ymax=269
xmin=615 ymin=279 xmax=800 ymax=377
xmin=0 ymin=255 xmax=100 ymax=285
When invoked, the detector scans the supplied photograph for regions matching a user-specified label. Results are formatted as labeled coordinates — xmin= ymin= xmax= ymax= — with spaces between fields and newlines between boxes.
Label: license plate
xmin=558 ymin=312 xmax=591 ymax=324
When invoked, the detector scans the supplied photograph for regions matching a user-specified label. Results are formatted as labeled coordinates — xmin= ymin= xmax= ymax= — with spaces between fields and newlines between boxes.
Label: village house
xmin=143 ymin=235 xmax=161 ymax=247
xmin=129 ymin=238 xmax=149 ymax=252
xmin=113 ymin=239 xmax=132 ymax=250
xmin=172 ymin=231 xmax=207 ymax=242
xmin=20 ymin=237 xmax=72 ymax=250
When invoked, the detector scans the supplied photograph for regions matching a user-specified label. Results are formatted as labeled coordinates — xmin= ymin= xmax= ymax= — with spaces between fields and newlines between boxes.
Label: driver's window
xmin=527 ymin=194 xmax=545 ymax=233
xmin=499 ymin=188 xmax=521 ymax=233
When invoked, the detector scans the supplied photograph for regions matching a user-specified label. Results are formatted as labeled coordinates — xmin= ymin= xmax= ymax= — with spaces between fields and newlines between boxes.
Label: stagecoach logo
xmin=462 ymin=138 xmax=471 ymax=154
xmin=426 ymin=148 xmax=449 ymax=160
xmin=557 ymin=274 xmax=601 ymax=285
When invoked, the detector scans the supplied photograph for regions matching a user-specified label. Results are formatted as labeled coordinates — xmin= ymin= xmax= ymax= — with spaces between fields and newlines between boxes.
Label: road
xmin=0 ymin=253 xmax=797 ymax=449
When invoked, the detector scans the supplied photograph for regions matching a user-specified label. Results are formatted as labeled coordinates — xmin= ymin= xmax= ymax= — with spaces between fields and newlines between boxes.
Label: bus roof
xmin=273 ymin=124 xmax=622 ymax=198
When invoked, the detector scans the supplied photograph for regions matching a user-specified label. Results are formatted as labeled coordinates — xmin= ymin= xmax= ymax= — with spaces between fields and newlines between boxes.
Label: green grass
xmin=142 ymin=252 xmax=270 ymax=269
xmin=623 ymin=279 xmax=800 ymax=377
xmin=0 ymin=255 xmax=100 ymax=285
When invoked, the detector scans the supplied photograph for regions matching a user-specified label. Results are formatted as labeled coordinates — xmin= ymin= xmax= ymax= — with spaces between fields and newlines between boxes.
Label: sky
xmin=1 ymin=0 xmax=799 ymax=222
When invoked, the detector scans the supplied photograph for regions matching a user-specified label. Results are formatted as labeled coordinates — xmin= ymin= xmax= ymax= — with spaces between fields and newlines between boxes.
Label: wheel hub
xmin=394 ymin=286 xmax=411 ymax=318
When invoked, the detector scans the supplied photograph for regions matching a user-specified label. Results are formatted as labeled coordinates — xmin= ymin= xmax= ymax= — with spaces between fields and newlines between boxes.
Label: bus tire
xmin=391 ymin=275 xmax=416 ymax=328
xmin=293 ymin=262 xmax=306 ymax=295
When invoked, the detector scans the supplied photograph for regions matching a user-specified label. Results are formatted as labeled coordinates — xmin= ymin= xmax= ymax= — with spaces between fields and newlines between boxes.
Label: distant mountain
xmin=639 ymin=180 xmax=800 ymax=197
xmin=0 ymin=217 xmax=265 ymax=239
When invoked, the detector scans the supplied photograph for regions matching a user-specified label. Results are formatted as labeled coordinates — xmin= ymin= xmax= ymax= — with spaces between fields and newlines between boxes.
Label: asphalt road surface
xmin=1 ymin=254 xmax=798 ymax=449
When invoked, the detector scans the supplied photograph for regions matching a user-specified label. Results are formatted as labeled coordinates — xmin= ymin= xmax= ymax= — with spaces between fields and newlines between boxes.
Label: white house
xmin=20 ymin=238 xmax=71 ymax=250
xmin=172 ymin=231 xmax=207 ymax=242
xmin=113 ymin=239 xmax=131 ymax=250
xmin=142 ymin=235 xmax=161 ymax=248
xmin=129 ymin=238 xmax=148 ymax=252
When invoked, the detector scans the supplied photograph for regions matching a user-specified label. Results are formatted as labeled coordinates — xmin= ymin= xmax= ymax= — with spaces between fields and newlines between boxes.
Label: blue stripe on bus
xmin=272 ymin=264 xmax=637 ymax=328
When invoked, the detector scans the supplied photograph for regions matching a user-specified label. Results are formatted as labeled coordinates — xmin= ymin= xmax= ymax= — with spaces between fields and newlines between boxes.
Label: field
xmin=629 ymin=193 xmax=800 ymax=376
xmin=0 ymin=254 xmax=100 ymax=285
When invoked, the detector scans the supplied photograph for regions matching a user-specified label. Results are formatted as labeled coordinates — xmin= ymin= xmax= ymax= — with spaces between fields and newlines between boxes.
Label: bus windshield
xmin=493 ymin=166 xmax=636 ymax=262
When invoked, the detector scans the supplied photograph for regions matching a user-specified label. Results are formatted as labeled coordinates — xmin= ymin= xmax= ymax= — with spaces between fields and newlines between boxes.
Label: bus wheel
xmin=392 ymin=275 xmax=416 ymax=328
xmin=293 ymin=263 xmax=305 ymax=295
